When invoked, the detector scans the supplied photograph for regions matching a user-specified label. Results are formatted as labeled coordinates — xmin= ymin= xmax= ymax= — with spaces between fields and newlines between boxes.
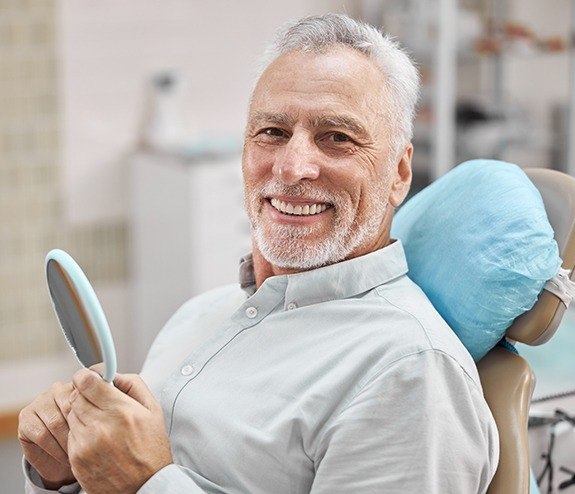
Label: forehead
xmin=249 ymin=46 xmax=386 ymax=125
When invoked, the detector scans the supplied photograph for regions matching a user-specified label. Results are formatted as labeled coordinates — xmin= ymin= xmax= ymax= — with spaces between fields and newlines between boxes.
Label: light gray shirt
xmin=25 ymin=240 xmax=499 ymax=493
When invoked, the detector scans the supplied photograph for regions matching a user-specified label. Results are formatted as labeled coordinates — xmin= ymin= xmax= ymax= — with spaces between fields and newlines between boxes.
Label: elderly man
xmin=19 ymin=13 xmax=498 ymax=494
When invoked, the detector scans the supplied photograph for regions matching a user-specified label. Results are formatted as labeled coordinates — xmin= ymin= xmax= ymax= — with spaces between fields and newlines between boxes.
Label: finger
xmin=52 ymin=381 xmax=74 ymax=411
xmin=61 ymin=388 xmax=77 ymax=420
xmin=19 ymin=409 xmax=70 ymax=466
xmin=66 ymin=417 xmax=81 ymax=464
xmin=113 ymin=373 xmax=156 ymax=410
xmin=72 ymin=369 xmax=117 ymax=410
xmin=36 ymin=398 xmax=71 ymax=455
xmin=69 ymin=393 xmax=98 ymax=424
xmin=74 ymin=369 xmax=155 ymax=412
xmin=54 ymin=384 xmax=74 ymax=420
xmin=67 ymin=407 xmax=87 ymax=431
xmin=88 ymin=362 xmax=105 ymax=377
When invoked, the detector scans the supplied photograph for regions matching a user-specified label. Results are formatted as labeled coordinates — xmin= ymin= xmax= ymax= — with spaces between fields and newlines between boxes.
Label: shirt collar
xmin=239 ymin=240 xmax=408 ymax=309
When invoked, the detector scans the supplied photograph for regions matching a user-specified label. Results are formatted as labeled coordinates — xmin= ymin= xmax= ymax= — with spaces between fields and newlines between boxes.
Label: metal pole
xmin=432 ymin=0 xmax=457 ymax=180
xmin=567 ymin=0 xmax=575 ymax=175
xmin=491 ymin=0 xmax=507 ymax=112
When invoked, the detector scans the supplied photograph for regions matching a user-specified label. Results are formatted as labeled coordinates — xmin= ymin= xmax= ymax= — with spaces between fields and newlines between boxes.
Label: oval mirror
xmin=45 ymin=249 xmax=117 ymax=382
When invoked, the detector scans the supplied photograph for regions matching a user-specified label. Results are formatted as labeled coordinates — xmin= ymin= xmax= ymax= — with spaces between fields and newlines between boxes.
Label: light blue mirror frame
xmin=45 ymin=249 xmax=117 ymax=383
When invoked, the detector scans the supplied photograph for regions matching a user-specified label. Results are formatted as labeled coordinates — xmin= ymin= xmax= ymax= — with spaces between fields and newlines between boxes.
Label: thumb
xmin=113 ymin=373 xmax=156 ymax=410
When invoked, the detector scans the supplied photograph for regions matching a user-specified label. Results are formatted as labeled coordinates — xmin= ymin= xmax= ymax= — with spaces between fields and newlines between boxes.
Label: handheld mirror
xmin=45 ymin=249 xmax=117 ymax=382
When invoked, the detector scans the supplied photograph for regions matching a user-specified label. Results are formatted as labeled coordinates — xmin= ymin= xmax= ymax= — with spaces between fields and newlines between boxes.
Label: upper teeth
xmin=270 ymin=198 xmax=328 ymax=216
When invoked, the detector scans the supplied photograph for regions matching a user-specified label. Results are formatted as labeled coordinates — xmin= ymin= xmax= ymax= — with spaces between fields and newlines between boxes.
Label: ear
xmin=388 ymin=144 xmax=413 ymax=208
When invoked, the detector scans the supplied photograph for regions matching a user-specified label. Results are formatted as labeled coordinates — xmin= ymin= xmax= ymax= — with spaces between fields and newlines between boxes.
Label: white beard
xmin=245 ymin=181 xmax=389 ymax=270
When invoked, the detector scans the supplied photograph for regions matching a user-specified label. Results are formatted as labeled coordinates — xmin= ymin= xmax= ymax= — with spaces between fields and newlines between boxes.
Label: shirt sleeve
xmin=22 ymin=458 xmax=81 ymax=494
xmin=309 ymin=350 xmax=499 ymax=494
xmin=24 ymin=459 xmax=216 ymax=494
xmin=137 ymin=464 xmax=222 ymax=494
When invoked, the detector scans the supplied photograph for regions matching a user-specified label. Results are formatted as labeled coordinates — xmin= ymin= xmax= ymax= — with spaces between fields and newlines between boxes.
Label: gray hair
xmin=257 ymin=13 xmax=420 ymax=149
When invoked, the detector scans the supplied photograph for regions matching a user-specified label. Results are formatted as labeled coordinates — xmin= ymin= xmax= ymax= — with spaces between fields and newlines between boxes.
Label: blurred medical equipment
xmin=529 ymin=408 xmax=575 ymax=492
xmin=138 ymin=70 xmax=241 ymax=160
xmin=455 ymin=100 xmax=533 ymax=162
xmin=139 ymin=71 xmax=190 ymax=154
xmin=364 ymin=0 xmax=575 ymax=181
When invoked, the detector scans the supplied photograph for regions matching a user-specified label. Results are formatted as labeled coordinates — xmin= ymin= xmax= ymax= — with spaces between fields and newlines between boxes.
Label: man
xmin=19 ymin=13 xmax=499 ymax=493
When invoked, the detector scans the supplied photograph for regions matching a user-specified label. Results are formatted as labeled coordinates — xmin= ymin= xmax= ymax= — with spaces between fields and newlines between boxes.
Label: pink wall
xmin=57 ymin=0 xmax=356 ymax=225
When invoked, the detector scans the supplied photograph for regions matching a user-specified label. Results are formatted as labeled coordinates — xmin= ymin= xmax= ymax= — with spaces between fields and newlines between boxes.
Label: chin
xmin=255 ymin=229 xmax=350 ymax=270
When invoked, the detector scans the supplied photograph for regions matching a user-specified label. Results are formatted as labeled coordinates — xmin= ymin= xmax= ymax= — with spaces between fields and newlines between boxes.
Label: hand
xmin=67 ymin=369 xmax=173 ymax=494
xmin=18 ymin=381 xmax=76 ymax=490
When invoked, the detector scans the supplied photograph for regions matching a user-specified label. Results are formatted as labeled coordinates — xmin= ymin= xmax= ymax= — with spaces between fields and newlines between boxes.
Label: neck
xmin=251 ymin=246 xmax=295 ymax=288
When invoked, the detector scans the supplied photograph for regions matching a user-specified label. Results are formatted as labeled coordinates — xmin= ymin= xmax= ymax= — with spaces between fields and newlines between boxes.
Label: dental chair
xmin=477 ymin=168 xmax=575 ymax=494
xmin=393 ymin=162 xmax=575 ymax=494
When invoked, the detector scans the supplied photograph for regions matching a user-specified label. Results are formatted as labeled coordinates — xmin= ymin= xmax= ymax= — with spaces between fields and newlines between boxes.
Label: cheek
xmin=331 ymin=163 xmax=378 ymax=212
xmin=241 ymin=147 xmax=258 ymax=183
xmin=355 ymin=173 xmax=393 ymax=219
xmin=242 ymin=143 xmax=274 ymax=179
xmin=242 ymin=147 xmax=271 ymax=212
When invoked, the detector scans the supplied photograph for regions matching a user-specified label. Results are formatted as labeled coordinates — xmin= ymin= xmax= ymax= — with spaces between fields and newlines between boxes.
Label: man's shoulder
xmin=370 ymin=275 xmax=480 ymax=383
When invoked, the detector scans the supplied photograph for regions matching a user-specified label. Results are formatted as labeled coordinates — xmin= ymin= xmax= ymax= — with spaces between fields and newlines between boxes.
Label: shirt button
xmin=287 ymin=302 xmax=297 ymax=310
xmin=245 ymin=306 xmax=258 ymax=318
xmin=181 ymin=364 xmax=194 ymax=376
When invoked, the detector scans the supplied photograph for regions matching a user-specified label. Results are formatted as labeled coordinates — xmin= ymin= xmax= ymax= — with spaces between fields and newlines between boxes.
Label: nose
xmin=272 ymin=132 xmax=320 ymax=185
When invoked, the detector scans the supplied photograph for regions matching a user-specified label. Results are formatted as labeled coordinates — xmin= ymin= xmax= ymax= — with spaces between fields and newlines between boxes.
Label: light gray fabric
xmin=23 ymin=457 xmax=80 ymax=494
xmin=140 ymin=240 xmax=499 ymax=493
xmin=24 ymin=241 xmax=499 ymax=493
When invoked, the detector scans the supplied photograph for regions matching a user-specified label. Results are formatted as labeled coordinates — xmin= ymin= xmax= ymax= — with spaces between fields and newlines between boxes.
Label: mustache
xmin=258 ymin=181 xmax=339 ymax=204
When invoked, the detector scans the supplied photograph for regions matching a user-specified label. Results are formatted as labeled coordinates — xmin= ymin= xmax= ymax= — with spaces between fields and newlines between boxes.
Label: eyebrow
xmin=309 ymin=114 xmax=369 ymax=138
xmin=250 ymin=111 xmax=369 ymax=138
xmin=250 ymin=111 xmax=295 ymax=128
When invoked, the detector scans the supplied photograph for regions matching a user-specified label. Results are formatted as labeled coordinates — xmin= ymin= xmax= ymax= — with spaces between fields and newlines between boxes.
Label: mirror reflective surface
xmin=45 ymin=249 xmax=117 ymax=382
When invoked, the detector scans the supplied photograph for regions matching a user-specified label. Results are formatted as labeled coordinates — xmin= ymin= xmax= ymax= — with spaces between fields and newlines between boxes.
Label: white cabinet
xmin=129 ymin=152 xmax=251 ymax=367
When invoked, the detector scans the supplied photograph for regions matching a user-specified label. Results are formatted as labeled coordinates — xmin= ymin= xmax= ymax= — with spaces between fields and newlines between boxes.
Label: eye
xmin=330 ymin=132 xmax=350 ymax=142
xmin=261 ymin=127 xmax=287 ymax=138
xmin=252 ymin=127 xmax=290 ymax=145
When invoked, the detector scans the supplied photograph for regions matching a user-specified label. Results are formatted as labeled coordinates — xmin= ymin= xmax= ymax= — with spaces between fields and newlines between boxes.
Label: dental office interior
xmin=1 ymin=0 xmax=575 ymax=491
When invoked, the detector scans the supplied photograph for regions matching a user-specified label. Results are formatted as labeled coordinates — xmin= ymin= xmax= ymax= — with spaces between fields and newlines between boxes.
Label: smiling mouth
xmin=269 ymin=198 xmax=330 ymax=216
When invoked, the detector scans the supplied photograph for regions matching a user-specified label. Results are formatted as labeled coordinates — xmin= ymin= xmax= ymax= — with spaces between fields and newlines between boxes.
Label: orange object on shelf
xmin=503 ymin=22 xmax=534 ymax=40
xmin=474 ymin=37 xmax=503 ymax=55
xmin=539 ymin=36 xmax=568 ymax=53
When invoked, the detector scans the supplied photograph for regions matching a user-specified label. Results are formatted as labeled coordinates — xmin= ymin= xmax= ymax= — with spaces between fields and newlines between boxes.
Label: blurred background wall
xmin=1 ymin=0 xmax=574 ymax=490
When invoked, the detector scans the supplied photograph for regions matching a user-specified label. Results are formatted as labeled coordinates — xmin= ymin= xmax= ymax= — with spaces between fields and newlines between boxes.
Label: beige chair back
xmin=479 ymin=168 xmax=575 ymax=494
